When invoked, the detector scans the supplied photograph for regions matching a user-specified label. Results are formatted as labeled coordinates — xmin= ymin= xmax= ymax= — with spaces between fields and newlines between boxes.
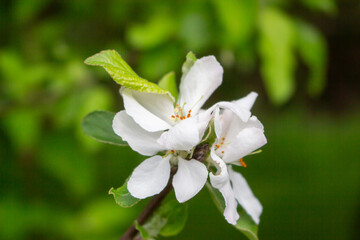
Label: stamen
xmin=171 ymin=115 xmax=175 ymax=119
xmin=221 ymin=151 xmax=224 ymax=154
xmin=239 ymin=158 xmax=247 ymax=168
xmin=215 ymin=144 xmax=220 ymax=149
xmin=222 ymin=137 xmax=225 ymax=141
xmin=187 ymin=113 xmax=191 ymax=118
xmin=171 ymin=150 xmax=175 ymax=154
xmin=176 ymin=114 xmax=179 ymax=118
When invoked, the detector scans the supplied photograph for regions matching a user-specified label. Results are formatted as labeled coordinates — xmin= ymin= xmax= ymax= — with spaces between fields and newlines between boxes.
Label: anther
xmin=221 ymin=151 xmax=224 ymax=154
xmin=215 ymin=144 xmax=220 ymax=148
xmin=239 ymin=158 xmax=247 ymax=168
xmin=171 ymin=150 xmax=175 ymax=154
xmin=176 ymin=115 xmax=179 ymax=118
xmin=187 ymin=113 xmax=191 ymax=118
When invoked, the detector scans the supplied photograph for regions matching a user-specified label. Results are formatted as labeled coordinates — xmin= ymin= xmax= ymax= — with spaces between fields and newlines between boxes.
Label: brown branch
xmin=120 ymin=166 xmax=178 ymax=240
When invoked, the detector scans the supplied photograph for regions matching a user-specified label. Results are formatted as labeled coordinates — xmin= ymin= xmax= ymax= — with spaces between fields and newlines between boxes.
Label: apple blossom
xmin=112 ymin=56 xmax=223 ymax=203
xmin=209 ymin=92 xmax=267 ymax=225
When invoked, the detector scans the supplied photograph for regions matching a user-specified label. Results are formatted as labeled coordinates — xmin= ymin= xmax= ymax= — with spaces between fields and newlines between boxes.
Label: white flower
xmin=112 ymin=56 xmax=223 ymax=203
xmin=209 ymin=92 xmax=267 ymax=225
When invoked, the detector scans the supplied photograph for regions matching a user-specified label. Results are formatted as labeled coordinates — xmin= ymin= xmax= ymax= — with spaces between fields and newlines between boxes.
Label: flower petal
xmin=216 ymin=101 xmax=251 ymax=122
xmin=157 ymin=117 xmax=202 ymax=151
xmin=113 ymin=111 xmax=166 ymax=156
xmin=223 ymin=127 xmax=267 ymax=163
xmin=128 ymin=155 xmax=171 ymax=199
xmin=196 ymin=105 xmax=217 ymax=138
xmin=233 ymin=92 xmax=258 ymax=111
xmin=209 ymin=147 xmax=239 ymax=225
xmin=173 ymin=157 xmax=208 ymax=203
xmin=121 ymin=87 xmax=174 ymax=132
xmin=178 ymin=56 xmax=223 ymax=115
xmin=228 ymin=167 xmax=263 ymax=224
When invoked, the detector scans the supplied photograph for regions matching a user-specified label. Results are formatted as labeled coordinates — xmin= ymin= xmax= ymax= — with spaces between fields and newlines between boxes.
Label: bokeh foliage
xmin=1 ymin=0 xmax=359 ymax=240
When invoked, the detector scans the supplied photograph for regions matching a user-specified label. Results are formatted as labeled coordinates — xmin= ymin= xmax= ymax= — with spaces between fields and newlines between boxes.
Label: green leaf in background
xmin=85 ymin=50 xmax=173 ymax=99
xmin=126 ymin=15 xmax=176 ymax=50
xmin=300 ymin=0 xmax=337 ymax=15
xmin=158 ymin=72 xmax=178 ymax=100
xmin=181 ymin=51 xmax=197 ymax=82
xmin=109 ymin=179 xmax=140 ymax=208
xmin=2 ymin=108 xmax=41 ymax=151
xmin=213 ymin=0 xmax=256 ymax=47
xmin=82 ymin=111 xmax=127 ymax=146
xmin=296 ymin=21 xmax=327 ymax=97
xmin=259 ymin=8 xmax=296 ymax=105
xmin=135 ymin=198 xmax=188 ymax=239
xmin=206 ymin=183 xmax=259 ymax=240
xmin=178 ymin=12 xmax=212 ymax=52
xmin=135 ymin=221 xmax=153 ymax=240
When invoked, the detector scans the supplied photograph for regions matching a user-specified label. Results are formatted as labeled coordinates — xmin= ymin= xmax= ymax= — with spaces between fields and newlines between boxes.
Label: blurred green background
xmin=1 ymin=0 xmax=359 ymax=239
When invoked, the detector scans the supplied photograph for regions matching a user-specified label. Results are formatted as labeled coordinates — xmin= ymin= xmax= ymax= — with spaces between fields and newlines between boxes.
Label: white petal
xmin=196 ymin=105 xmax=217 ymax=138
xmin=121 ymin=87 xmax=174 ymax=132
xmin=113 ymin=111 xmax=166 ymax=156
xmin=178 ymin=56 xmax=223 ymax=115
xmin=128 ymin=155 xmax=171 ymax=199
xmin=173 ymin=157 xmax=208 ymax=203
xmin=214 ymin=107 xmax=222 ymax=139
xmin=233 ymin=92 xmax=258 ymax=111
xmin=223 ymin=127 xmax=267 ymax=163
xmin=216 ymin=101 xmax=251 ymax=122
xmin=213 ymin=107 xmax=233 ymax=140
xmin=209 ymin=147 xmax=239 ymax=225
xmin=248 ymin=116 xmax=264 ymax=131
xmin=157 ymin=117 xmax=202 ymax=151
xmin=228 ymin=167 xmax=262 ymax=224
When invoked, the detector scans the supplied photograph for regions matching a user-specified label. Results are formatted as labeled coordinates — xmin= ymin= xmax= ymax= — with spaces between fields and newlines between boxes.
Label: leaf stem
xmin=120 ymin=166 xmax=177 ymax=240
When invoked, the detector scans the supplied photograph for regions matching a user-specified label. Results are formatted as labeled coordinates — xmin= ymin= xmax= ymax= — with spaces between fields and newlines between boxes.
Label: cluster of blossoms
xmin=112 ymin=56 xmax=267 ymax=225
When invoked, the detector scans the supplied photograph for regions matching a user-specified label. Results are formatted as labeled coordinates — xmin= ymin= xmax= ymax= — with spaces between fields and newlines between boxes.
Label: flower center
xmin=215 ymin=137 xmax=229 ymax=155
xmin=170 ymin=104 xmax=192 ymax=121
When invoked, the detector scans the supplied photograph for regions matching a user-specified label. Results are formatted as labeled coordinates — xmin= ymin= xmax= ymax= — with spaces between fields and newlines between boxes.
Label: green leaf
xmin=300 ymin=0 xmax=337 ymax=15
xmin=181 ymin=51 xmax=197 ymax=82
xmin=135 ymin=221 xmax=154 ymax=240
xmin=85 ymin=50 xmax=173 ymax=99
xmin=82 ymin=110 xmax=127 ymax=146
xmin=158 ymin=72 xmax=178 ymax=101
xmin=206 ymin=183 xmax=259 ymax=240
xmin=135 ymin=198 xmax=188 ymax=239
xmin=109 ymin=179 xmax=140 ymax=208
xmin=213 ymin=0 xmax=256 ymax=47
xmin=126 ymin=15 xmax=176 ymax=50
xmin=159 ymin=200 xmax=188 ymax=237
xmin=296 ymin=21 xmax=327 ymax=97
xmin=259 ymin=8 xmax=296 ymax=105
